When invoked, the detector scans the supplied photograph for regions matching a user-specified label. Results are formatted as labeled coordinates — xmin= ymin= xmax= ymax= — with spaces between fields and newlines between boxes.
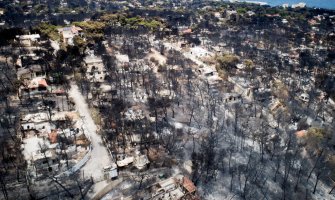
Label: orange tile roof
xmin=38 ymin=79 xmax=48 ymax=87
xmin=182 ymin=176 xmax=196 ymax=193
xmin=296 ymin=130 xmax=307 ymax=138
xmin=182 ymin=29 xmax=192 ymax=34
xmin=49 ymin=130 xmax=58 ymax=144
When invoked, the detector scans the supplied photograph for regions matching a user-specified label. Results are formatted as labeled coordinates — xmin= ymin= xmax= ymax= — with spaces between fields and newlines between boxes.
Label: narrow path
xmin=68 ymin=84 xmax=112 ymax=180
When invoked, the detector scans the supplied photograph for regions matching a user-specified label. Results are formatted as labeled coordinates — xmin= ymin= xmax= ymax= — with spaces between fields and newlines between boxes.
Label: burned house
xmin=147 ymin=175 xmax=198 ymax=200
xmin=16 ymin=34 xmax=40 ymax=47
xmin=17 ymin=64 xmax=46 ymax=80
xmin=228 ymin=76 xmax=254 ymax=100
xmin=20 ymin=77 xmax=49 ymax=97
xmin=20 ymin=112 xmax=52 ymax=138
xmin=84 ymin=53 xmax=107 ymax=83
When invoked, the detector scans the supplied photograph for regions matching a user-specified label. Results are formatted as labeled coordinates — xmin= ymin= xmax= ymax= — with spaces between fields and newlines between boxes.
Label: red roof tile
xmin=182 ymin=176 xmax=196 ymax=193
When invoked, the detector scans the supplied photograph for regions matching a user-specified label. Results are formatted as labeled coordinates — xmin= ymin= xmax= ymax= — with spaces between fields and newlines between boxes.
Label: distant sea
xmin=236 ymin=0 xmax=335 ymax=10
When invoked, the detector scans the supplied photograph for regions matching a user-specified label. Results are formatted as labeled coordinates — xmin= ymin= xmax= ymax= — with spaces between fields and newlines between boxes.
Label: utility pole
xmin=76 ymin=180 xmax=84 ymax=200
xmin=49 ymin=176 xmax=74 ymax=199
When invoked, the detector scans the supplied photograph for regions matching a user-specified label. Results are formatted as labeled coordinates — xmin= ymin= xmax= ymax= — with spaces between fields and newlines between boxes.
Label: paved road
xmin=69 ymin=84 xmax=112 ymax=180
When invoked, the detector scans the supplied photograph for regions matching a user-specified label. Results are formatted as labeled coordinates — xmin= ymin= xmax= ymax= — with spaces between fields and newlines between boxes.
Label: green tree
xmin=216 ymin=54 xmax=240 ymax=71
xmin=304 ymin=127 xmax=327 ymax=152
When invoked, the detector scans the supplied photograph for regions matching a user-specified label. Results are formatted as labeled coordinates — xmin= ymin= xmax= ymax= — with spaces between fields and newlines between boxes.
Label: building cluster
xmin=14 ymin=33 xmax=91 ymax=179
xmin=1 ymin=1 xmax=335 ymax=199
xmin=163 ymin=7 xmax=335 ymax=129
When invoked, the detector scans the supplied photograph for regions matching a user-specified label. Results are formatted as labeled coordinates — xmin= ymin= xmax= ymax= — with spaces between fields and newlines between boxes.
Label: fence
xmin=55 ymin=144 xmax=92 ymax=178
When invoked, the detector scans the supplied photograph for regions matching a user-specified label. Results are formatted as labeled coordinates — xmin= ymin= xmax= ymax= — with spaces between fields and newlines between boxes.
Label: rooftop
xmin=49 ymin=130 xmax=58 ymax=144
xmin=134 ymin=154 xmax=150 ymax=170
xmin=117 ymin=156 xmax=134 ymax=167
xmin=84 ymin=54 xmax=103 ymax=64
xmin=27 ymin=77 xmax=48 ymax=89
xmin=58 ymin=26 xmax=82 ymax=34
xmin=16 ymin=34 xmax=40 ymax=40
xmin=115 ymin=54 xmax=130 ymax=63
xmin=22 ymin=112 xmax=49 ymax=123
xmin=182 ymin=176 xmax=196 ymax=193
